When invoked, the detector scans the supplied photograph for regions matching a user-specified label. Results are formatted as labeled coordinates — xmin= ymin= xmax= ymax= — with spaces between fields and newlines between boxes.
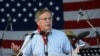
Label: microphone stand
xmin=0 ymin=16 xmax=13 ymax=56
xmin=80 ymin=12 xmax=100 ymax=48
xmin=16 ymin=33 xmax=35 ymax=56
xmin=17 ymin=31 xmax=45 ymax=56
xmin=70 ymin=39 xmax=73 ymax=56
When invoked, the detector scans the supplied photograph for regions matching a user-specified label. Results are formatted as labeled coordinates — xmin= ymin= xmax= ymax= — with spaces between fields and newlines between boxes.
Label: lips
xmin=46 ymin=24 xmax=51 ymax=26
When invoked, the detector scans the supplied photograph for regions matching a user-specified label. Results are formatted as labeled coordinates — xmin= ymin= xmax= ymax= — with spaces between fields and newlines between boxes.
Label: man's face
xmin=36 ymin=12 xmax=52 ymax=31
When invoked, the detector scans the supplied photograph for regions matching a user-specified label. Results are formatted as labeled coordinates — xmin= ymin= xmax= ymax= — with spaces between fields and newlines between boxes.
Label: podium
xmin=79 ymin=48 xmax=100 ymax=56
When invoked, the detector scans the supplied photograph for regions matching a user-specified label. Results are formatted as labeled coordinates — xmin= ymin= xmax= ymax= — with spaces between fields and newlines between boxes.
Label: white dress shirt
xmin=22 ymin=29 xmax=73 ymax=56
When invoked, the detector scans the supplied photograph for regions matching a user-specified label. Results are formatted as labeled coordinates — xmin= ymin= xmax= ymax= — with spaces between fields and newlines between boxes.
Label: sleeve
xmin=21 ymin=35 xmax=32 ymax=56
xmin=62 ymin=32 xmax=73 ymax=54
xmin=21 ymin=35 xmax=31 ymax=51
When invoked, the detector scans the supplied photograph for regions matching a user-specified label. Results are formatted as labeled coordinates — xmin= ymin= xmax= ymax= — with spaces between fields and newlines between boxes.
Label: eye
xmin=48 ymin=18 xmax=52 ymax=20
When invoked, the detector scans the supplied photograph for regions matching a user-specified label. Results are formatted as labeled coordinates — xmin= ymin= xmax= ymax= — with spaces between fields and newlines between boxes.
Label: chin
xmin=45 ymin=28 xmax=51 ymax=31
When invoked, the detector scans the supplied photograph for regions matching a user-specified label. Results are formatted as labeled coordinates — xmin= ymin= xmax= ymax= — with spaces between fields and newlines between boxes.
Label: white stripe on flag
xmin=64 ymin=9 xmax=100 ymax=21
xmin=63 ymin=0 xmax=89 ymax=3
xmin=0 ymin=31 xmax=32 ymax=40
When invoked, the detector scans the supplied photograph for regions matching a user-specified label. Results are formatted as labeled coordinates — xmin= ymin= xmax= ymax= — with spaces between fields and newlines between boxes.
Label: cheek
xmin=37 ymin=21 xmax=42 ymax=25
xmin=38 ymin=22 xmax=45 ymax=27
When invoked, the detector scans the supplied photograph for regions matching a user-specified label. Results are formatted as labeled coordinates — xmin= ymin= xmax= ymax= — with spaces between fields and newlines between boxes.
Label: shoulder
xmin=29 ymin=30 xmax=38 ymax=34
xmin=51 ymin=29 xmax=69 ymax=41
xmin=24 ymin=30 xmax=38 ymax=39
xmin=51 ymin=29 xmax=66 ymax=35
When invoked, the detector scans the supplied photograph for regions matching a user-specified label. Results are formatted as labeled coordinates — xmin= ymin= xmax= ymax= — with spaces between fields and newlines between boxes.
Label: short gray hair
xmin=35 ymin=9 xmax=52 ymax=21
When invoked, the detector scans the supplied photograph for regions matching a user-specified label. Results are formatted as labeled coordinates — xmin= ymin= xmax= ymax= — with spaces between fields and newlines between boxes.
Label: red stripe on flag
xmin=1 ymin=40 xmax=23 ymax=48
xmin=82 ymin=37 xmax=100 ymax=46
xmin=63 ymin=0 xmax=100 ymax=11
xmin=1 ymin=37 xmax=100 ymax=48
xmin=64 ymin=18 xmax=100 ymax=29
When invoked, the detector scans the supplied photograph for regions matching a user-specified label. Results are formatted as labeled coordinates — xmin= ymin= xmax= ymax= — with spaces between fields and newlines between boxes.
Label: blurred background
xmin=0 ymin=0 xmax=100 ymax=56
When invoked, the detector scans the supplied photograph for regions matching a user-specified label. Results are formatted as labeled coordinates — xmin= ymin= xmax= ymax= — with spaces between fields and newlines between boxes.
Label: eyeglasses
xmin=39 ymin=17 xmax=52 ymax=21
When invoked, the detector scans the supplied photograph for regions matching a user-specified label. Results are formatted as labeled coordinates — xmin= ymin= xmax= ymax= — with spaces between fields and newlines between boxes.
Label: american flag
xmin=0 ymin=0 xmax=100 ymax=56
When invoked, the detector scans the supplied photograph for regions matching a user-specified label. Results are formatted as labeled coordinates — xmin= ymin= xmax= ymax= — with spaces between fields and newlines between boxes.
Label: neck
xmin=42 ymin=29 xmax=50 ymax=34
xmin=38 ymin=27 xmax=51 ymax=33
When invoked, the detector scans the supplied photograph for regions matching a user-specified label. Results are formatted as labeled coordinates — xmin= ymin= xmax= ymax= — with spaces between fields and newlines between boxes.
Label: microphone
xmin=8 ymin=16 xmax=12 ymax=22
xmin=77 ymin=9 xmax=82 ymax=22
xmin=8 ymin=16 xmax=13 ymax=31
xmin=17 ymin=31 xmax=45 ymax=56
xmin=25 ymin=33 xmax=36 ymax=39
xmin=25 ymin=31 xmax=45 ymax=39
xmin=75 ymin=31 xmax=90 ymax=41
xmin=78 ymin=9 xmax=84 ymax=16
xmin=26 ymin=31 xmax=45 ymax=35
xmin=21 ymin=31 xmax=45 ymax=50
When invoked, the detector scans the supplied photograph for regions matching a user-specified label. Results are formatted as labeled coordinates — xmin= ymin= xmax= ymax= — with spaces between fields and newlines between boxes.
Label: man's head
xmin=35 ymin=9 xmax=53 ymax=32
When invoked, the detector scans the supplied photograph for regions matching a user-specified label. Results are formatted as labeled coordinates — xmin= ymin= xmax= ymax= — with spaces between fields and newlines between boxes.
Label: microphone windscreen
xmin=40 ymin=31 xmax=45 ymax=35
xmin=79 ymin=11 xmax=83 ymax=16
xmin=30 ymin=33 xmax=35 ymax=39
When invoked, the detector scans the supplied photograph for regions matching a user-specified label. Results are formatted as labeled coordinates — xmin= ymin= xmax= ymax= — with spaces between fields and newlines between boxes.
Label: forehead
xmin=39 ymin=12 xmax=52 ymax=18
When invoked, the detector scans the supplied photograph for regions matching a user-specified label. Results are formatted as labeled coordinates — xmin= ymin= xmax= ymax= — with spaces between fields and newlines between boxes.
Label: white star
xmin=23 ymin=8 xmax=27 ymax=12
xmin=52 ymin=12 xmax=54 ymax=16
xmin=6 ymin=3 xmax=10 ymax=7
xmin=18 ymin=13 xmax=22 ymax=17
xmin=0 ymin=0 xmax=3 ymax=2
xmin=13 ymin=18 xmax=17 ymax=22
xmin=49 ymin=1 xmax=53 ymax=6
xmin=33 ymin=8 xmax=37 ymax=12
xmin=11 ymin=0 xmax=14 ymax=2
xmin=56 ymin=17 xmax=60 ymax=21
xmin=38 ymin=2 xmax=42 ymax=6
xmin=17 ymin=3 xmax=21 ymax=7
xmin=29 ymin=13 xmax=32 ymax=17
xmin=24 ymin=18 xmax=28 ymax=22
xmin=12 ymin=8 xmax=16 ymax=12
xmin=28 ymin=3 xmax=32 ymax=7
xmin=55 ymin=6 xmax=59 ymax=11
xmin=6 ymin=13 xmax=10 ymax=17
xmin=0 ymin=8 xmax=5 ymax=12
xmin=1 ymin=18 xmax=5 ymax=22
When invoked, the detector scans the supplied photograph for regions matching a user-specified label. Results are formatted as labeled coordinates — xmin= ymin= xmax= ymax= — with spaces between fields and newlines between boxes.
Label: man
xmin=11 ymin=9 xmax=79 ymax=56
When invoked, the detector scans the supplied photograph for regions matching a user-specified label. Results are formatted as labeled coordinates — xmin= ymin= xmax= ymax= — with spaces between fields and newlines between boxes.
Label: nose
xmin=45 ymin=18 xmax=52 ymax=22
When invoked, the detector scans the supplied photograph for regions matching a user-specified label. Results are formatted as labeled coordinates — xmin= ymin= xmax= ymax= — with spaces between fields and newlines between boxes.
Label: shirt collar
xmin=37 ymin=26 xmax=52 ymax=35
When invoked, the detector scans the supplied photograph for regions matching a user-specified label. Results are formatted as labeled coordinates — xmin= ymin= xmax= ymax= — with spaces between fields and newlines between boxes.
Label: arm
xmin=11 ymin=35 xmax=31 ymax=56
xmin=22 ymin=39 xmax=32 ymax=56
xmin=62 ymin=32 xmax=73 ymax=54
xmin=11 ymin=42 xmax=21 ymax=56
xmin=22 ymin=35 xmax=34 ymax=56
